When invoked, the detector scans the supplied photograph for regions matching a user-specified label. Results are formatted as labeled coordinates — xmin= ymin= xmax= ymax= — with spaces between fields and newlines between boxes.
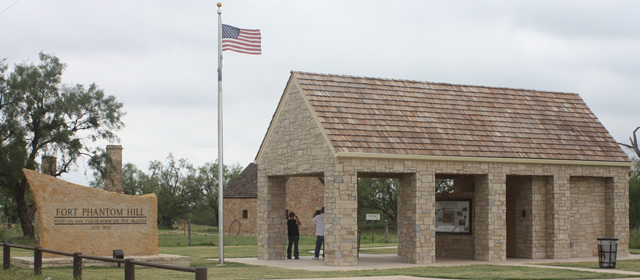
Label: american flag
xmin=222 ymin=24 xmax=261 ymax=55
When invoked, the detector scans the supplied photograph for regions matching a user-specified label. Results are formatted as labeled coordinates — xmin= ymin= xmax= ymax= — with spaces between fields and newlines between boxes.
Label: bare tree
xmin=619 ymin=126 xmax=640 ymax=159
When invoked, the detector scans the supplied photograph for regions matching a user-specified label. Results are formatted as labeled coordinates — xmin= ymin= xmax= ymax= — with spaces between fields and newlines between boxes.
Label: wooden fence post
xmin=3 ymin=242 xmax=10 ymax=270
xmin=73 ymin=252 xmax=82 ymax=280
xmin=195 ymin=267 xmax=207 ymax=280
xmin=188 ymin=219 xmax=192 ymax=246
xmin=34 ymin=246 xmax=42 ymax=275
xmin=124 ymin=259 xmax=135 ymax=280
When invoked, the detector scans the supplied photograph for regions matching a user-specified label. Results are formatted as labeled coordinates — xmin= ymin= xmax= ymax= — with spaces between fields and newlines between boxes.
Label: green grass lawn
xmin=2 ymin=260 xmax=636 ymax=280
xmin=3 ymin=224 xmax=640 ymax=280
xmin=547 ymin=259 xmax=640 ymax=273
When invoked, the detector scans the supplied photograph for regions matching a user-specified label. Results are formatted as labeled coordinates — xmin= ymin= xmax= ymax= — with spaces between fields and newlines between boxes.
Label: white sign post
xmin=365 ymin=214 xmax=380 ymax=243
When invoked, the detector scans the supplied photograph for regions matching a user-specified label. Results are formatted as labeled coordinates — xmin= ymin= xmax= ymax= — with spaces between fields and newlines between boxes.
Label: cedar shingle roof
xmin=292 ymin=71 xmax=629 ymax=163
xmin=224 ymin=163 xmax=257 ymax=198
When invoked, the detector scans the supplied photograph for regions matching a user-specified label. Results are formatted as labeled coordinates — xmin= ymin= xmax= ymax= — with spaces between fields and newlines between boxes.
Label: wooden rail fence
xmin=2 ymin=242 xmax=207 ymax=280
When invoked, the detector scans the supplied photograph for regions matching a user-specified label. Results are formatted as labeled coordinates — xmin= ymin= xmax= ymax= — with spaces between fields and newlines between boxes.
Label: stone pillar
xmin=324 ymin=169 xmax=358 ymax=266
xmin=397 ymin=172 xmax=435 ymax=264
xmin=547 ymin=171 xmax=571 ymax=259
xmin=474 ymin=171 xmax=506 ymax=261
xmin=531 ymin=176 xmax=552 ymax=259
xmin=607 ymin=170 xmax=630 ymax=256
xmin=104 ymin=145 xmax=124 ymax=193
xmin=41 ymin=156 xmax=57 ymax=176
xmin=397 ymin=175 xmax=409 ymax=259
xmin=257 ymin=175 xmax=287 ymax=260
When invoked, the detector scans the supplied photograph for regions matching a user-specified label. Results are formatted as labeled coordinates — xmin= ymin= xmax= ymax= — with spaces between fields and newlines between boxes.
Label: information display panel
xmin=435 ymin=200 xmax=471 ymax=234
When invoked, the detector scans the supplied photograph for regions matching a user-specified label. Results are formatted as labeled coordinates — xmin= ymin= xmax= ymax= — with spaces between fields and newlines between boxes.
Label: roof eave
xmin=336 ymin=152 xmax=633 ymax=167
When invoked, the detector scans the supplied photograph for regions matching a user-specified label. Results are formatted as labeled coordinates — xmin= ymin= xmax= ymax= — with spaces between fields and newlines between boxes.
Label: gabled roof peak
xmin=290 ymin=71 xmax=578 ymax=97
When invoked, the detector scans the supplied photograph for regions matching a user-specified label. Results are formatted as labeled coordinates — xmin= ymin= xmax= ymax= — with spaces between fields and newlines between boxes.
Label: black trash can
xmin=597 ymin=238 xmax=618 ymax=268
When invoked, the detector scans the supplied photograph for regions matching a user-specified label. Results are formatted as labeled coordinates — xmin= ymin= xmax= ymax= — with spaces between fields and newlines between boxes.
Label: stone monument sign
xmin=23 ymin=169 xmax=159 ymax=257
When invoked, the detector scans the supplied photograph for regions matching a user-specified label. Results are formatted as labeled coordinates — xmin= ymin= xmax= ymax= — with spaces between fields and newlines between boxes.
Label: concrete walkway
xmin=216 ymin=253 xmax=640 ymax=280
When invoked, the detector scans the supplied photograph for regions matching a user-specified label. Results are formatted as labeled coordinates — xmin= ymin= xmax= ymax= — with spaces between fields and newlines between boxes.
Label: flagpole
xmin=216 ymin=1 xmax=225 ymax=266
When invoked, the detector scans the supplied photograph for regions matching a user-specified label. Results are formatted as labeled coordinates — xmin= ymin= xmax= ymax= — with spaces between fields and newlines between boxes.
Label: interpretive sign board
xmin=23 ymin=169 xmax=159 ymax=258
xmin=435 ymin=200 xmax=471 ymax=234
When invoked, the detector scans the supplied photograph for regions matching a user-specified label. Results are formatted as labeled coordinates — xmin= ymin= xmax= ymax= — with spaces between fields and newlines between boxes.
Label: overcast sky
xmin=2 ymin=0 xmax=639 ymax=185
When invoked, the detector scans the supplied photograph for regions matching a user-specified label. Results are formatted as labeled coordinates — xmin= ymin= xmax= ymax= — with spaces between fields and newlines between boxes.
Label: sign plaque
xmin=366 ymin=214 xmax=380 ymax=221
xmin=23 ymin=169 xmax=159 ymax=257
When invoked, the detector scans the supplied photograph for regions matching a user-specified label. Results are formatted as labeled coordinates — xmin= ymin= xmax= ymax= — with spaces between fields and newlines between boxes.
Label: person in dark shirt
xmin=287 ymin=212 xmax=301 ymax=259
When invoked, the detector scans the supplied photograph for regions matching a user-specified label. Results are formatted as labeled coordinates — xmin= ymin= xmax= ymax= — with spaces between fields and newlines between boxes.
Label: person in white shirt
xmin=311 ymin=207 xmax=325 ymax=260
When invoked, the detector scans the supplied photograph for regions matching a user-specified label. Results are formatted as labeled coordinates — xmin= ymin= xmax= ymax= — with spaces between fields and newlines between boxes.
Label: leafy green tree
xmin=195 ymin=161 xmax=242 ymax=226
xmin=0 ymin=53 xmax=124 ymax=239
xmin=358 ymin=178 xmax=397 ymax=223
xmin=436 ymin=178 xmax=454 ymax=193
xmin=142 ymin=154 xmax=201 ymax=228
xmin=121 ymin=163 xmax=150 ymax=195
xmin=116 ymin=157 xmax=243 ymax=228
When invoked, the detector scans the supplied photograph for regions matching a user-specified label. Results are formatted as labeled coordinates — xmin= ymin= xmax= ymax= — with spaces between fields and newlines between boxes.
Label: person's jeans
xmin=314 ymin=235 xmax=324 ymax=258
xmin=287 ymin=235 xmax=299 ymax=258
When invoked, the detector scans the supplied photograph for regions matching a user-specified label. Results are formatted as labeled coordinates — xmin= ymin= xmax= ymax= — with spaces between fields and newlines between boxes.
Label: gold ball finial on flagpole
xmin=217 ymin=2 xmax=222 ymax=8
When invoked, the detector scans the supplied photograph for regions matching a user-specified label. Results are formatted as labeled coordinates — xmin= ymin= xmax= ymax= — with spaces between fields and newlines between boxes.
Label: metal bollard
xmin=124 ymin=259 xmax=135 ymax=280
xmin=3 ymin=242 xmax=10 ymax=270
xmin=195 ymin=267 xmax=207 ymax=280
xmin=34 ymin=247 xmax=42 ymax=275
xmin=73 ymin=252 xmax=82 ymax=280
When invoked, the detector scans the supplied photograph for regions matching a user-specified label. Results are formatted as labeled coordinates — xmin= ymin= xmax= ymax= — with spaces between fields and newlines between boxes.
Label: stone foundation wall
xmin=435 ymin=234 xmax=475 ymax=259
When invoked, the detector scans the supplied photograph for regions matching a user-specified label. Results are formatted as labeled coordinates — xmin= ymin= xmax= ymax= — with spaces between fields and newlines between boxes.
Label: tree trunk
xmin=163 ymin=216 xmax=174 ymax=229
xmin=28 ymin=203 xmax=38 ymax=224
xmin=15 ymin=181 xmax=35 ymax=239
xmin=212 ymin=209 xmax=219 ymax=229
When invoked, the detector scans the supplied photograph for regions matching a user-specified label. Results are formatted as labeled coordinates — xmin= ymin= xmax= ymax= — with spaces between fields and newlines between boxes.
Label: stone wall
xmin=435 ymin=175 xmax=475 ymax=259
xmin=104 ymin=145 xmax=123 ymax=193
xmin=570 ymin=177 xmax=607 ymax=257
xmin=286 ymin=177 xmax=325 ymax=235
xmin=224 ymin=198 xmax=258 ymax=235
xmin=531 ymin=176 xmax=552 ymax=259
xmin=24 ymin=169 xmax=158 ymax=258
xmin=224 ymin=177 xmax=324 ymax=236
xmin=507 ymin=175 xmax=533 ymax=259
xmin=41 ymin=156 xmax=57 ymax=176
xmin=260 ymin=154 xmax=630 ymax=266
xmin=257 ymin=82 xmax=335 ymax=261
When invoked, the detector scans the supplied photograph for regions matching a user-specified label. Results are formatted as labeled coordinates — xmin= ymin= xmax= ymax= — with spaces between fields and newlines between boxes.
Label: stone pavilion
xmin=255 ymin=71 xmax=632 ymax=266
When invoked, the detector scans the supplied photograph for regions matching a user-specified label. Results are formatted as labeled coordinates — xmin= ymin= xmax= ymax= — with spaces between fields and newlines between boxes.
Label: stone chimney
xmin=41 ymin=156 xmax=57 ymax=176
xmin=104 ymin=145 xmax=124 ymax=193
